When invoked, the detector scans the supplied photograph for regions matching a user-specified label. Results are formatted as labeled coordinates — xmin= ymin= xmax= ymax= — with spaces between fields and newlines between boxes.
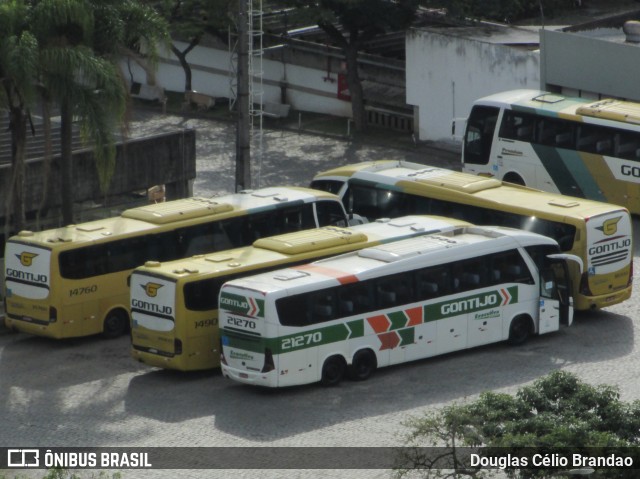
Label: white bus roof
xmin=132 ymin=215 xmax=470 ymax=281
xmin=223 ymin=226 xmax=557 ymax=294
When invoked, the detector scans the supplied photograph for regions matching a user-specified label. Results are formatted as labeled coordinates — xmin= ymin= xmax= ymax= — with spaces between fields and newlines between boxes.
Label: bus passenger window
xmin=577 ymin=124 xmax=613 ymax=155
xmin=310 ymin=292 xmax=335 ymax=323
xmin=614 ymin=132 xmax=640 ymax=160
xmin=315 ymin=201 xmax=348 ymax=227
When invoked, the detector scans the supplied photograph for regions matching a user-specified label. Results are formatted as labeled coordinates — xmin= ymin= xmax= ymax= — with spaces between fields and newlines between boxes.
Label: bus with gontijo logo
xmin=219 ymin=226 xmax=582 ymax=387
xmin=310 ymin=160 xmax=633 ymax=310
xmin=129 ymin=215 xmax=470 ymax=371
xmin=4 ymin=187 xmax=349 ymax=339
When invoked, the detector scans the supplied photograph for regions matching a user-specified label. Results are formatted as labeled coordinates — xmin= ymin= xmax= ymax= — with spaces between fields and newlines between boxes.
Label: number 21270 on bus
xmin=219 ymin=226 xmax=582 ymax=388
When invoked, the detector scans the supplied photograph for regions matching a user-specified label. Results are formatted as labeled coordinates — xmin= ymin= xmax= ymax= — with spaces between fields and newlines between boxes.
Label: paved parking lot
xmin=2 ymin=111 xmax=640 ymax=479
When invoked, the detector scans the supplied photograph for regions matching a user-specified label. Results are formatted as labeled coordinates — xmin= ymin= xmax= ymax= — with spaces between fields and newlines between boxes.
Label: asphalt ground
xmin=2 ymin=108 xmax=640 ymax=479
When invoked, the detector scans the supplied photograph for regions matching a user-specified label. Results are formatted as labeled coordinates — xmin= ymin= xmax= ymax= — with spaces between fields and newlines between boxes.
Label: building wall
xmin=405 ymin=28 xmax=540 ymax=142
xmin=124 ymin=40 xmax=355 ymax=117
xmin=540 ymin=28 xmax=640 ymax=101
xmin=0 ymin=129 xmax=196 ymax=233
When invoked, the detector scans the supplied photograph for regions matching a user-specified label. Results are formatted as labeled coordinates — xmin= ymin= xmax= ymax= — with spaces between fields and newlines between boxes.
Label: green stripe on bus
xmin=531 ymin=145 xmax=585 ymax=198
xmin=346 ymin=319 xmax=364 ymax=338
xmin=388 ymin=311 xmax=408 ymax=330
xmin=424 ymin=287 xmax=518 ymax=321
xmin=220 ymin=292 xmax=265 ymax=317
xmin=531 ymin=145 xmax=607 ymax=202
xmin=397 ymin=328 xmax=415 ymax=346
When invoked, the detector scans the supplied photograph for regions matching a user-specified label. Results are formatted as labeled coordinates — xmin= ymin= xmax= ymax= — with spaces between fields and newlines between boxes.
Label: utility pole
xmin=235 ymin=0 xmax=251 ymax=191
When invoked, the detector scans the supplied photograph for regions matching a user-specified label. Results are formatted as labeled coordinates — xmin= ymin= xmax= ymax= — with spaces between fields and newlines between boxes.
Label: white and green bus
xmin=220 ymin=226 xmax=582 ymax=387
xmin=129 ymin=215 xmax=470 ymax=371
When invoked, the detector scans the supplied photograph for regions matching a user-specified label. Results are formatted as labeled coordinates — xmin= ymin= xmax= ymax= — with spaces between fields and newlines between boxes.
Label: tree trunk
xmin=5 ymin=105 xmax=27 ymax=235
xmin=37 ymin=97 xmax=53 ymax=228
xmin=344 ymin=42 xmax=366 ymax=132
xmin=171 ymin=37 xmax=201 ymax=92
xmin=60 ymin=98 xmax=74 ymax=225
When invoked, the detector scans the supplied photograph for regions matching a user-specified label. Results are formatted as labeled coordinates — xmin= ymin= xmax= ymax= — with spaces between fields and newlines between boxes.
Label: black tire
xmin=102 ymin=310 xmax=129 ymax=339
xmin=349 ymin=349 xmax=377 ymax=381
xmin=508 ymin=315 xmax=532 ymax=345
xmin=320 ymin=356 xmax=345 ymax=386
xmin=503 ymin=173 xmax=525 ymax=186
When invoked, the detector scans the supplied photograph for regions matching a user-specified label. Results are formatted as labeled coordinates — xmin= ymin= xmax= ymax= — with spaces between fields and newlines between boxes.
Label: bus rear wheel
xmin=349 ymin=349 xmax=377 ymax=381
xmin=508 ymin=315 xmax=532 ymax=345
xmin=102 ymin=310 xmax=129 ymax=339
xmin=321 ymin=356 xmax=346 ymax=386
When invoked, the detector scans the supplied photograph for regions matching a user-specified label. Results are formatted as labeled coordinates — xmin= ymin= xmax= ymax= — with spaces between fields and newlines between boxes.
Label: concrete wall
xmin=124 ymin=37 xmax=406 ymax=119
xmin=405 ymin=28 xmax=540 ymax=142
xmin=124 ymin=40 xmax=353 ymax=117
xmin=541 ymin=28 xmax=640 ymax=101
xmin=0 ymin=129 xmax=196 ymax=232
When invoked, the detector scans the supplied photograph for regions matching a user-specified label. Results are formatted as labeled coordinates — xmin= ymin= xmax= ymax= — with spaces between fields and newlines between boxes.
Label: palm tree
xmin=0 ymin=1 xmax=39 ymax=236
xmin=31 ymin=0 xmax=127 ymax=225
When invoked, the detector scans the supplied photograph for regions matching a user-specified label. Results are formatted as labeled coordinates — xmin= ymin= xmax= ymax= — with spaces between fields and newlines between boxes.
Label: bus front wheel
xmin=102 ymin=309 xmax=129 ymax=339
xmin=321 ymin=356 xmax=346 ymax=386
xmin=349 ymin=349 xmax=377 ymax=381
xmin=502 ymin=173 xmax=525 ymax=186
xmin=508 ymin=315 xmax=532 ymax=345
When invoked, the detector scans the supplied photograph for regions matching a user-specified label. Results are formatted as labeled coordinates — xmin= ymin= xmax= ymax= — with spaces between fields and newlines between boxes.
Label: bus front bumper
xmin=576 ymin=286 xmax=632 ymax=311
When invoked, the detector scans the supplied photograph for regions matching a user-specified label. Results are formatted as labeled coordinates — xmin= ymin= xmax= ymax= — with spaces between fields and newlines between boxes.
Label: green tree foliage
xmin=420 ymin=0 xmax=577 ymax=23
xmin=146 ymin=0 xmax=234 ymax=92
xmin=31 ymin=0 xmax=168 ymax=225
xmin=284 ymin=0 xmax=419 ymax=132
xmin=397 ymin=371 xmax=640 ymax=478
xmin=0 ymin=0 xmax=39 ymax=235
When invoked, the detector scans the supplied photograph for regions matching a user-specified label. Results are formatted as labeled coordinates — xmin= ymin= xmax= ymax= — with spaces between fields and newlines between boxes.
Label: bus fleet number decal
xmin=227 ymin=316 xmax=256 ymax=329
xmin=282 ymin=332 xmax=322 ymax=350
xmin=195 ymin=318 xmax=218 ymax=329
xmin=69 ymin=285 xmax=98 ymax=297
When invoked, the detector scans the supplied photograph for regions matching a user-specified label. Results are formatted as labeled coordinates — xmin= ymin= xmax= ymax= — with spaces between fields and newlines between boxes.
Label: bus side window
xmin=309 ymin=179 xmax=344 ymax=196
xmin=614 ymin=131 xmax=640 ymax=160
xmin=535 ymin=119 xmax=574 ymax=148
xmin=310 ymin=290 xmax=336 ymax=324
xmin=500 ymin=111 xmax=534 ymax=142
xmin=416 ymin=265 xmax=449 ymax=300
xmin=338 ymin=283 xmax=372 ymax=316
xmin=376 ymin=273 xmax=414 ymax=309
xmin=452 ymin=258 xmax=487 ymax=292
xmin=276 ymin=295 xmax=309 ymax=327
xmin=577 ymin=124 xmax=614 ymax=155
xmin=349 ymin=184 xmax=382 ymax=220
xmin=314 ymin=200 xmax=348 ymax=227
xmin=502 ymin=250 xmax=534 ymax=284
xmin=409 ymin=195 xmax=432 ymax=215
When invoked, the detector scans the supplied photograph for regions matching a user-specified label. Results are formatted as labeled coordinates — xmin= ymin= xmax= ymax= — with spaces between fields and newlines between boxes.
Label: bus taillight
xmin=174 ymin=338 xmax=183 ymax=355
xmin=49 ymin=307 xmax=57 ymax=323
xmin=261 ymin=348 xmax=275 ymax=373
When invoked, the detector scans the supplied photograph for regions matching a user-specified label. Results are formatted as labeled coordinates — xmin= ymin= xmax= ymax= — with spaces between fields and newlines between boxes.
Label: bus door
xmin=539 ymin=259 xmax=574 ymax=334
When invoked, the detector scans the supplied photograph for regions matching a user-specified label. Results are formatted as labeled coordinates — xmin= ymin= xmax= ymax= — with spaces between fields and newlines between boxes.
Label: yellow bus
xmin=311 ymin=160 xmax=633 ymax=310
xmin=4 ymin=187 xmax=349 ymax=339
xmin=129 ymin=215 xmax=471 ymax=371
